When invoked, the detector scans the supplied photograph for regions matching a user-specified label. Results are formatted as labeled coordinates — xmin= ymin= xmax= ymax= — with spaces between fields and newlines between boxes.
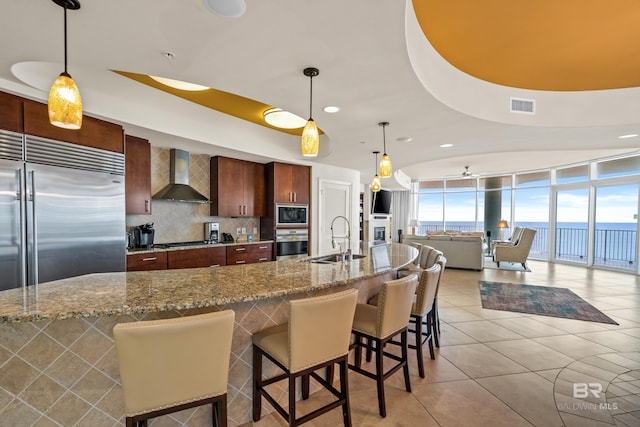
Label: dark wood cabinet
xmin=272 ymin=162 xmax=310 ymax=204
xmin=22 ymin=98 xmax=124 ymax=153
xmin=127 ymin=252 xmax=168 ymax=271
xmin=125 ymin=135 xmax=152 ymax=215
xmin=167 ymin=247 xmax=226 ymax=269
xmin=0 ymin=91 xmax=23 ymax=133
xmin=226 ymin=243 xmax=273 ymax=265
xmin=210 ymin=156 xmax=265 ymax=217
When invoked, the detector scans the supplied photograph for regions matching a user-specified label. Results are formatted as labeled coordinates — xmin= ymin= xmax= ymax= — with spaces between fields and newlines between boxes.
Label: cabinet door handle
xmin=209 ymin=264 xmax=220 ymax=268
xmin=258 ymin=245 xmax=269 ymax=249
xmin=293 ymin=192 xmax=297 ymax=202
xmin=144 ymin=200 xmax=150 ymax=212
xmin=243 ymin=205 xmax=247 ymax=215
xmin=142 ymin=257 xmax=157 ymax=262
xmin=235 ymin=247 xmax=246 ymax=251
xmin=259 ymin=257 xmax=268 ymax=261
xmin=235 ymin=260 xmax=246 ymax=264
xmin=239 ymin=205 xmax=243 ymax=215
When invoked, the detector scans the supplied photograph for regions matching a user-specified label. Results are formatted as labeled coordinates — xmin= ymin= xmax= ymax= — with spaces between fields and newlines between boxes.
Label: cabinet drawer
xmin=127 ymin=252 xmax=168 ymax=271
xmin=167 ymin=247 xmax=227 ymax=269
xmin=226 ymin=243 xmax=273 ymax=264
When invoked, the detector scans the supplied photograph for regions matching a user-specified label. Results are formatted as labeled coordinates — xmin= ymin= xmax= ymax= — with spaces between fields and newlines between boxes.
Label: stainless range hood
xmin=152 ymin=149 xmax=211 ymax=203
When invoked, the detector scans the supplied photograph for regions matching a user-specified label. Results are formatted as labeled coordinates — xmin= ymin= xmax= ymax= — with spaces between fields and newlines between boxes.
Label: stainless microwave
xmin=276 ymin=204 xmax=309 ymax=227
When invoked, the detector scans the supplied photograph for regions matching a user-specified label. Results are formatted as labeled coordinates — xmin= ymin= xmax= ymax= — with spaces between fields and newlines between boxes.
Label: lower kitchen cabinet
xmin=127 ymin=252 xmax=168 ymax=271
xmin=226 ymin=243 xmax=273 ymax=265
xmin=167 ymin=247 xmax=226 ymax=269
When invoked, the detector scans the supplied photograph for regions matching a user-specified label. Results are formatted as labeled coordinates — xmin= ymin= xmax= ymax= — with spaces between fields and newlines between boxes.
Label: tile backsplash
xmin=126 ymin=147 xmax=259 ymax=243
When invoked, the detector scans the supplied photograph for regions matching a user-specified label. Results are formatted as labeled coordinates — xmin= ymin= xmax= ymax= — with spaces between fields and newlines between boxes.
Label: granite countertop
xmin=127 ymin=239 xmax=274 ymax=255
xmin=0 ymin=243 xmax=417 ymax=323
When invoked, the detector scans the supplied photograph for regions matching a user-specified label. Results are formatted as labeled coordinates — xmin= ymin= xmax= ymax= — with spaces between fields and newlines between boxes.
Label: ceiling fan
xmin=462 ymin=165 xmax=479 ymax=178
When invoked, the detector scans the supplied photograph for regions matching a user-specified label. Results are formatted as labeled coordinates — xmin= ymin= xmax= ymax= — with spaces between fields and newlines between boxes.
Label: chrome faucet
xmin=330 ymin=215 xmax=352 ymax=261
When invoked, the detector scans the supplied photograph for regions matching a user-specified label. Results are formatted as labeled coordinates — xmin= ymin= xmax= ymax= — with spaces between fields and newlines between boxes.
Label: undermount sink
xmin=306 ymin=253 xmax=366 ymax=263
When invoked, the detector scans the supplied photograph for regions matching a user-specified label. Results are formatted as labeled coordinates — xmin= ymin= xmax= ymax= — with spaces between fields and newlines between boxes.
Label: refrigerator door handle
xmin=18 ymin=168 xmax=27 ymax=288
xmin=28 ymin=170 xmax=38 ymax=286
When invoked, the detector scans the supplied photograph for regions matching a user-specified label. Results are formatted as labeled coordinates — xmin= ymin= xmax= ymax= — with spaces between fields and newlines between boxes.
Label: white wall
xmin=311 ymin=164 xmax=361 ymax=256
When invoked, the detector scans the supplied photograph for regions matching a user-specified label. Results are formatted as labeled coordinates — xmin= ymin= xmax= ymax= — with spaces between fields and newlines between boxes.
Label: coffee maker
xmin=133 ymin=223 xmax=155 ymax=248
xmin=204 ymin=222 xmax=220 ymax=243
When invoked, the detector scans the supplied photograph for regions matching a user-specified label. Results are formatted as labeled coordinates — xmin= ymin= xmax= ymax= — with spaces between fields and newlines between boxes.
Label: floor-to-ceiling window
xmin=554 ymin=187 xmax=589 ymax=264
xmin=414 ymin=152 xmax=640 ymax=274
xmin=514 ymin=171 xmax=550 ymax=259
xmin=444 ymin=179 xmax=477 ymax=231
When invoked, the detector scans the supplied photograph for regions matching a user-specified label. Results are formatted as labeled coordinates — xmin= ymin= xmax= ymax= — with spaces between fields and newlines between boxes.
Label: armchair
xmin=494 ymin=228 xmax=537 ymax=270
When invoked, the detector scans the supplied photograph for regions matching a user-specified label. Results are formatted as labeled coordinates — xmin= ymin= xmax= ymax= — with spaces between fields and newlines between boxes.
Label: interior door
xmin=319 ymin=179 xmax=352 ymax=256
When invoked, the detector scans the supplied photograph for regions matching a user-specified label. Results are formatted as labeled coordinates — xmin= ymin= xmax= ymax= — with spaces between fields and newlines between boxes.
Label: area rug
xmin=479 ymin=281 xmax=619 ymax=325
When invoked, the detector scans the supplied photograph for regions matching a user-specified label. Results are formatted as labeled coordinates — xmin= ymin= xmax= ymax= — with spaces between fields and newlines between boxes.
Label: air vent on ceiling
xmin=510 ymin=97 xmax=535 ymax=115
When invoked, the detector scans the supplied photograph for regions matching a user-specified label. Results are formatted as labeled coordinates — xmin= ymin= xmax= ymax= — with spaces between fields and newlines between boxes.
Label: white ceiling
xmin=2 ymin=0 xmax=639 ymax=188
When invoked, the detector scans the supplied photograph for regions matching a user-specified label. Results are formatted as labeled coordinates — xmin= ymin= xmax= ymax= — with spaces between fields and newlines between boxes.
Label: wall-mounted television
xmin=371 ymin=189 xmax=392 ymax=215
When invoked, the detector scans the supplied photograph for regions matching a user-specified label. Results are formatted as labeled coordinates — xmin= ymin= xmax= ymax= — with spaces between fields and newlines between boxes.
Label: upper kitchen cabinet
xmin=270 ymin=162 xmax=310 ymax=204
xmin=22 ymin=98 xmax=124 ymax=153
xmin=0 ymin=91 xmax=23 ymax=133
xmin=125 ymin=135 xmax=152 ymax=215
xmin=210 ymin=156 xmax=265 ymax=217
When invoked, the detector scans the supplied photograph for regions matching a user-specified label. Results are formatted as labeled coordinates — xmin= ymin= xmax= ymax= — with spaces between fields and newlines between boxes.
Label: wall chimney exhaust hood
xmin=152 ymin=149 xmax=211 ymax=203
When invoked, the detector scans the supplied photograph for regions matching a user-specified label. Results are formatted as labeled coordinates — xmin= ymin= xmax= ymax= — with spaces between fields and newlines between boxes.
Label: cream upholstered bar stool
xmin=397 ymin=245 xmax=433 ymax=278
xmin=349 ymin=274 xmax=418 ymax=418
xmin=252 ymin=288 xmax=358 ymax=427
xmin=113 ymin=310 xmax=235 ymax=427
xmin=367 ymin=265 xmax=441 ymax=378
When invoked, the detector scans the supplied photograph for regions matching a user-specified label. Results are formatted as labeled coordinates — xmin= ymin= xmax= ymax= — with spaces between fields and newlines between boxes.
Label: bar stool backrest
xmin=289 ymin=289 xmax=358 ymax=373
xmin=418 ymin=246 xmax=434 ymax=269
xmin=375 ymin=274 xmax=418 ymax=338
xmin=413 ymin=263 xmax=442 ymax=317
xmin=113 ymin=310 xmax=235 ymax=417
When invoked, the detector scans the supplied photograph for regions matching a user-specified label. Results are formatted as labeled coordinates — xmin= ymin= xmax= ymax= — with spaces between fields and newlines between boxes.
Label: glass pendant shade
xmin=371 ymin=174 xmax=381 ymax=192
xmin=301 ymin=119 xmax=319 ymax=157
xmin=379 ymin=153 xmax=392 ymax=178
xmin=48 ymin=72 xmax=83 ymax=129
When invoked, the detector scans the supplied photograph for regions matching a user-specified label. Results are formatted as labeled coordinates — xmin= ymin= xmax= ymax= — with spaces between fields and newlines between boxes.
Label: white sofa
xmin=402 ymin=234 xmax=484 ymax=270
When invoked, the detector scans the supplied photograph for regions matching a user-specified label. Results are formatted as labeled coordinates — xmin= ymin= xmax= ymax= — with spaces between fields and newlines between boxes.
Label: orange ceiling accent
xmin=412 ymin=0 xmax=640 ymax=91
xmin=114 ymin=71 xmax=322 ymax=136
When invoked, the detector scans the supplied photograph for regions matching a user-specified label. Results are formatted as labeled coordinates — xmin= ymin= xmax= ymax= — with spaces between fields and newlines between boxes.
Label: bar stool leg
xmin=414 ymin=315 xmax=425 ymax=378
xmin=288 ymin=374 xmax=297 ymax=426
xmin=339 ymin=359 xmax=352 ymax=427
xmin=253 ymin=347 xmax=262 ymax=422
xmin=401 ymin=330 xmax=412 ymax=393
xmin=375 ymin=337 xmax=386 ymax=418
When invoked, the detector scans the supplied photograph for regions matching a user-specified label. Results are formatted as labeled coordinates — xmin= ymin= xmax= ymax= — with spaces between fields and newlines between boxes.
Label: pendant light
xmin=378 ymin=121 xmax=392 ymax=177
xmin=301 ymin=67 xmax=320 ymax=157
xmin=371 ymin=151 xmax=381 ymax=192
xmin=48 ymin=0 xmax=83 ymax=130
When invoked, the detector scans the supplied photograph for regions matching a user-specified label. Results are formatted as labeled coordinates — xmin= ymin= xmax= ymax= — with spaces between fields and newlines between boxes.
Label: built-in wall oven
xmin=275 ymin=229 xmax=309 ymax=260
xmin=276 ymin=204 xmax=309 ymax=227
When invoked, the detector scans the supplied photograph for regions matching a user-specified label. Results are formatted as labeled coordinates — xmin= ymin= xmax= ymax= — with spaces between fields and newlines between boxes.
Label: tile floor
xmin=249 ymin=260 xmax=640 ymax=426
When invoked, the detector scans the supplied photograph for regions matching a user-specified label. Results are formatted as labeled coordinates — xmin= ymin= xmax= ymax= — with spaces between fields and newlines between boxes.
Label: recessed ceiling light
xmin=263 ymin=108 xmax=307 ymax=129
xmin=396 ymin=137 xmax=413 ymax=143
xmin=149 ymin=75 xmax=209 ymax=91
xmin=618 ymin=134 xmax=638 ymax=139
xmin=203 ymin=0 xmax=246 ymax=18
xmin=323 ymin=106 xmax=340 ymax=113
xmin=440 ymin=143 xmax=454 ymax=148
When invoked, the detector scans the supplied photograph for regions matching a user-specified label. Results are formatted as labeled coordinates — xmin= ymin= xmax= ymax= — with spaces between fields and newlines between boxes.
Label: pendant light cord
xmin=308 ymin=74 xmax=313 ymax=120
xmin=63 ymin=5 xmax=68 ymax=75
xmin=382 ymin=123 xmax=387 ymax=153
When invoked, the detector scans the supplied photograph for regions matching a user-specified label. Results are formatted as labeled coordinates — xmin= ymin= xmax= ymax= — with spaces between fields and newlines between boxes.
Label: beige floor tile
xmin=577 ymin=331 xmax=640 ymax=352
xmin=412 ymin=379 xmax=532 ymax=427
xmin=515 ymin=315 xmax=610 ymax=334
xmin=533 ymin=335 xmax=617 ymax=359
xmin=438 ymin=343 xmax=528 ymax=378
xmin=486 ymin=339 xmax=575 ymax=371
xmin=437 ymin=323 xmax=478 ymax=346
xmin=458 ymin=305 xmax=531 ymax=320
xmin=490 ymin=316 xmax=569 ymax=338
xmin=448 ymin=320 xmax=526 ymax=342
xmin=476 ymin=372 xmax=563 ymax=427
xmin=437 ymin=307 xmax=484 ymax=323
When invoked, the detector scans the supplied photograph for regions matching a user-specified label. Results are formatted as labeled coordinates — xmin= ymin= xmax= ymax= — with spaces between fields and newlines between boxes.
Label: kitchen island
xmin=0 ymin=243 xmax=416 ymax=426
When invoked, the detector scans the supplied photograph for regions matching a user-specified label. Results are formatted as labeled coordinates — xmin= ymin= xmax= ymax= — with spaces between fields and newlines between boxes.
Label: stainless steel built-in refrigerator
xmin=0 ymin=130 xmax=126 ymax=291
